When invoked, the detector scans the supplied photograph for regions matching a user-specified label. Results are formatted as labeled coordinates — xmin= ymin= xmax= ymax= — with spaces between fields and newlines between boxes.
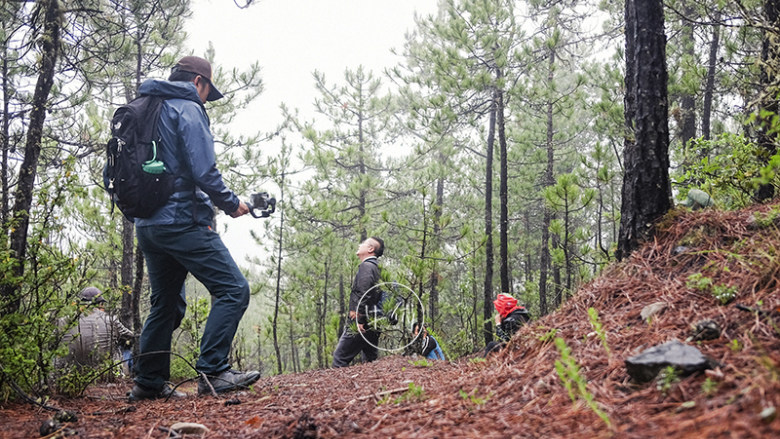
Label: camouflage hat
xmin=80 ymin=286 xmax=107 ymax=304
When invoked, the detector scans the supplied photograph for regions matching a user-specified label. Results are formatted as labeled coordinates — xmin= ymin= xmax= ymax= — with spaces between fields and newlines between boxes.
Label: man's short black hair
xmin=169 ymin=70 xmax=198 ymax=83
xmin=370 ymin=236 xmax=384 ymax=257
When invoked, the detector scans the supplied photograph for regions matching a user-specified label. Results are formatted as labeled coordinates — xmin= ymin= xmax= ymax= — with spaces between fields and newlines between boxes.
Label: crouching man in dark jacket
xmin=332 ymin=237 xmax=385 ymax=367
xmin=412 ymin=322 xmax=446 ymax=361
xmin=485 ymin=293 xmax=530 ymax=356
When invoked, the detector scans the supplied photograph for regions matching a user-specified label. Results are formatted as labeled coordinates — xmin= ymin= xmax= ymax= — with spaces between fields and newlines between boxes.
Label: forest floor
xmin=2 ymin=203 xmax=780 ymax=438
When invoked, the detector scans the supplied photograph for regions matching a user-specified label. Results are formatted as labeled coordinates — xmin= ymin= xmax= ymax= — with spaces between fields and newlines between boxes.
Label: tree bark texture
xmin=755 ymin=0 xmax=780 ymax=201
xmin=702 ymin=19 xmax=720 ymax=141
xmin=552 ymin=230 xmax=562 ymax=307
xmin=2 ymin=53 xmax=10 ymax=229
xmin=273 ymin=189 xmax=285 ymax=374
xmin=617 ymin=0 xmax=672 ymax=261
xmin=429 ymin=176 xmax=444 ymax=329
xmin=679 ymin=4 xmax=697 ymax=157
xmin=523 ymin=211 xmax=533 ymax=284
xmin=2 ymin=0 xmax=61 ymax=314
xmin=483 ymin=96 xmax=496 ymax=345
xmin=358 ymin=108 xmax=368 ymax=241
xmin=120 ymin=218 xmax=135 ymax=327
xmin=118 ymin=71 xmax=137 ymax=330
xmin=131 ymin=244 xmax=144 ymax=360
xmin=337 ymin=274 xmax=345 ymax=338
xmin=497 ymin=82 xmax=510 ymax=296
xmin=317 ymin=260 xmax=330 ymax=368
xmin=538 ymin=49 xmax=557 ymax=316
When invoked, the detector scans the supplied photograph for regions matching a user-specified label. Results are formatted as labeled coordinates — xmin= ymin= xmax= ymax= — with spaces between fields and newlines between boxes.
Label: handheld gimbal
xmin=247 ymin=192 xmax=276 ymax=218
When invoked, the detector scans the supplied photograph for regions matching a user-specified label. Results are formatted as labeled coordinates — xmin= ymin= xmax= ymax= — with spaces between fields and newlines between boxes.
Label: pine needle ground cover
xmin=1 ymin=203 xmax=779 ymax=438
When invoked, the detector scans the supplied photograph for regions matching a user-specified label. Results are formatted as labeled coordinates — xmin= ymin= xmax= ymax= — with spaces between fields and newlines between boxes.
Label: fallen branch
xmin=355 ymin=386 xmax=409 ymax=402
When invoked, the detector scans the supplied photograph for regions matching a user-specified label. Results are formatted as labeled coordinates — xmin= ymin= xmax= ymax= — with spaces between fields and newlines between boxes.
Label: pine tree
xmin=617 ymin=0 xmax=672 ymax=260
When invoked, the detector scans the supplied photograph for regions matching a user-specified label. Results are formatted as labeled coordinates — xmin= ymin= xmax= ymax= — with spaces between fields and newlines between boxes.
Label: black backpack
xmin=502 ymin=307 xmax=531 ymax=335
xmin=105 ymin=95 xmax=174 ymax=218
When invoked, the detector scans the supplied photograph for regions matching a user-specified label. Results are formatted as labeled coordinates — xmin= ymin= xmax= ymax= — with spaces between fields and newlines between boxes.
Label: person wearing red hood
xmin=485 ymin=293 xmax=530 ymax=355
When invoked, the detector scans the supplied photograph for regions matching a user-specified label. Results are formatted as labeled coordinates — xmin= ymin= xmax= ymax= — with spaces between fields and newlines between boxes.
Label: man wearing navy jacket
xmin=128 ymin=56 xmax=260 ymax=401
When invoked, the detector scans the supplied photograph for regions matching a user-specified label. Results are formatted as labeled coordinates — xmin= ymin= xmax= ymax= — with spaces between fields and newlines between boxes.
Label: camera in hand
xmin=247 ymin=192 xmax=276 ymax=218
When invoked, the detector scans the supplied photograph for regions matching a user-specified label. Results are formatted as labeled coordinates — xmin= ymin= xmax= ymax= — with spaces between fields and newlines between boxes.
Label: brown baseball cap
xmin=172 ymin=55 xmax=224 ymax=101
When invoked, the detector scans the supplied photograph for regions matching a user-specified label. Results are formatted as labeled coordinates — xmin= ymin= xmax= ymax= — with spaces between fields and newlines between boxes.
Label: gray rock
xmin=690 ymin=320 xmax=721 ymax=341
xmin=760 ymin=406 xmax=776 ymax=423
xmin=39 ymin=419 xmax=60 ymax=436
xmin=679 ymin=189 xmax=714 ymax=210
xmin=625 ymin=339 xmax=715 ymax=383
xmin=640 ymin=302 xmax=668 ymax=321
xmin=170 ymin=422 xmax=209 ymax=436
xmin=54 ymin=410 xmax=78 ymax=423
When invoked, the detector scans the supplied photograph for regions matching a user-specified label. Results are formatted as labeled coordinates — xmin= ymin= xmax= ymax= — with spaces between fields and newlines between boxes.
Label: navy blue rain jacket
xmin=134 ymin=79 xmax=240 ymax=227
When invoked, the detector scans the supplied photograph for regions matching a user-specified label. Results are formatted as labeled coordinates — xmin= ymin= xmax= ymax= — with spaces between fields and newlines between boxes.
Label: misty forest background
xmin=2 ymin=0 xmax=780 ymax=397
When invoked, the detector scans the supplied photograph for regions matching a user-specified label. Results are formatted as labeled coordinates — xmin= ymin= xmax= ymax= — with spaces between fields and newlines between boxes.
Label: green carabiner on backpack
xmin=142 ymin=140 xmax=166 ymax=174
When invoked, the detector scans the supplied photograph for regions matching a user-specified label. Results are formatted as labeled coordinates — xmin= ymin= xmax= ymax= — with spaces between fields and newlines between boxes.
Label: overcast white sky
xmin=183 ymin=0 xmax=440 ymax=266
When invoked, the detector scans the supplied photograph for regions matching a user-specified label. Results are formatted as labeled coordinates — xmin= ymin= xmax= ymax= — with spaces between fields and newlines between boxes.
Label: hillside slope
xmin=1 ymin=203 xmax=779 ymax=438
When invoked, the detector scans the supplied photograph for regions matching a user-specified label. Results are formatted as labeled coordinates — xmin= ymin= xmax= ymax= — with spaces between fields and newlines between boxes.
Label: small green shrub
xmin=657 ymin=366 xmax=680 ymax=395
xmin=587 ymin=307 xmax=610 ymax=356
xmin=673 ymin=134 xmax=780 ymax=210
xmin=170 ymin=355 xmax=196 ymax=381
xmin=409 ymin=358 xmax=432 ymax=368
xmin=539 ymin=328 xmax=558 ymax=343
xmin=711 ymin=284 xmax=737 ymax=305
xmin=686 ymin=273 xmax=737 ymax=305
xmin=752 ymin=207 xmax=780 ymax=228
xmin=56 ymin=366 xmax=99 ymax=397
xmin=394 ymin=382 xmax=426 ymax=403
xmin=686 ymin=273 xmax=713 ymax=291
xmin=377 ymin=391 xmax=392 ymax=405
xmin=459 ymin=388 xmax=491 ymax=407
xmin=554 ymin=337 xmax=612 ymax=428
xmin=702 ymin=377 xmax=719 ymax=396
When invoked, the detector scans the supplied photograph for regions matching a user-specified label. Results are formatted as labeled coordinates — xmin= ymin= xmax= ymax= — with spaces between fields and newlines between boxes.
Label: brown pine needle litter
xmin=1 ymin=203 xmax=778 ymax=438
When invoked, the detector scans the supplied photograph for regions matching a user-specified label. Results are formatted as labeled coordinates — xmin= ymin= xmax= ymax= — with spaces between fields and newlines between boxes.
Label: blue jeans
xmin=134 ymin=223 xmax=249 ymax=390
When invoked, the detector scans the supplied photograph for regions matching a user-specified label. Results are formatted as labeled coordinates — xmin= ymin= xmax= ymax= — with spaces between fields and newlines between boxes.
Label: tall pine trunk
xmin=119 ymin=49 xmax=144 ymax=332
xmin=272 ymin=187 xmax=285 ymax=374
xmin=617 ymin=0 xmax=671 ymax=260
xmin=552 ymin=230 xmax=562 ymax=308
xmin=131 ymin=245 xmax=144 ymax=361
xmin=679 ymin=2 xmax=697 ymax=161
xmin=2 ymin=0 xmax=61 ymax=314
xmin=288 ymin=307 xmax=298 ymax=373
xmin=483 ymin=93 xmax=497 ymax=345
xmin=429 ymin=176 xmax=444 ymax=329
xmin=317 ymin=260 xmax=330 ymax=368
xmin=702 ymin=19 xmax=720 ymax=141
xmin=120 ymin=217 xmax=135 ymax=328
xmin=523 ymin=212 xmax=533 ymax=284
xmin=1 ymin=52 xmax=10 ymax=228
xmin=755 ymin=0 xmax=780 ymax=201
xmin=538 ymin=48 xmax=557 ymax=316
xmin=497 ymin=72 xmax=510 ymax=296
